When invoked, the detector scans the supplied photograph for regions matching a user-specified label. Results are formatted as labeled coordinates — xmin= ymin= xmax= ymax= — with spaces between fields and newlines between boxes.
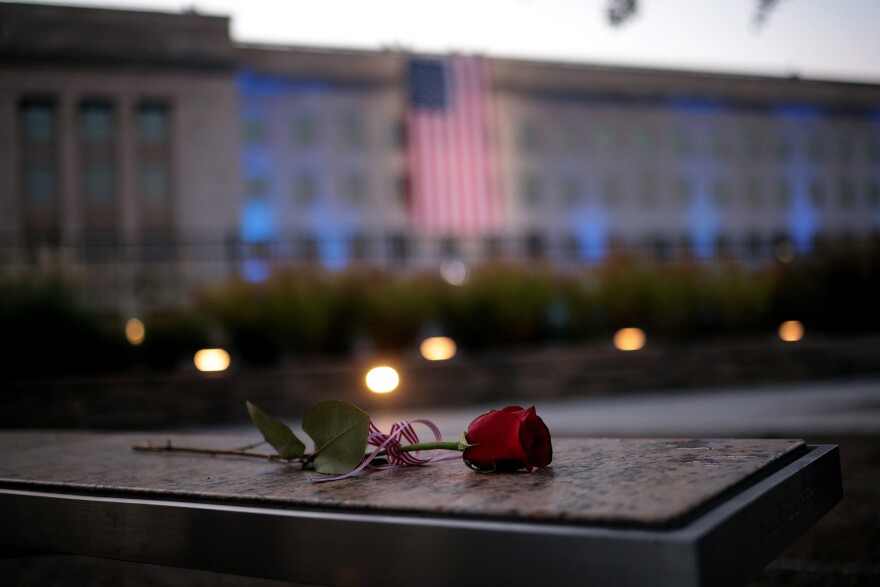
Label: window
xmin=345 ymin=173 xmax=368 ymax=204
xmin=246 ymin=178 xmax=269 ymax=198
xmin=712 ymin=180 xmax=729 ymax=206
xmin=602 ymin=178 xmax=620 ymax=207
xmin=80 ymin=103 xmax=113 ymax=144
xmin=293 ymin=174 xmax=316 ymax=205
xmin=708 ymin=129 xmax=726 ymax=159
xmin=559 ymin=122 xmax=582 ymax=152
xmin=746 ymin=177 xmax=762 ymax=208
xmin=388 ymin=234 xmax=409 ymax=267
xmin=868 ymin=136 xmax=880 ymax=163
xmin=838 ymin=178 xmax=855 ymax=208
xmin=594 ymin=128 xmax=615 ymax=155
xmin=634 ymin=129 xmax=653 ymax=155
xmin=775 ymin=136 xmax=791 ymax=162
xmin=21 ymin=101 xmax=55 ymax=142
xmin=82 ymin=163 xmax=114 ymax=206
xmin=519 ymin=122 xmax=540 ymax=154
xmin=139 ymin=163 xmax=170 ymax=205
xmin=340 ymin=112 xmax=365 ymax=149
xmin=835 ymin=135 xmax=854 ymax=162
xmin=440 ymin=237 xmax=459 ymax=258
xmin=82 ymin=231 xmax=118 ymax=263
xmin=522 ymin=175 xmax=542 ymax=207
xmin=291 ymin=115 xmax=316 ymax=147
xmin=243 ymin=119 xmax=267 ymax=144
xmin=391 ymin=120 xmax=405 ymax=148
xmin=484 ymin=235 xmax=503 ymax=258
xmin=141 ymin=230 xmax=176 ymax=263
xmin=776 ymin=179 xmax=791 ymax=208
xmin=562 ymin=177 xmax=580 ymax=207
xmin=25 ymin=163 xmax=57 ymax=204
xmin=673 ymin=129 xmax=692 ymax=157
xmin=638 ymin=174 xmax=657 ymax=207
xmin=715 ymin=234 xmax=732 ymax=256
xmin=395 ymin=174 xmax=409 ymax=207
xmin=675 ymin=178 xmax=691 ymax=205
xmin=810 ymin=180 xmax=826 ymax=207
xmin=652 ymin=236 xmax=673 ymax=260
xmin=351 ymin=234 xmax=370 ymax=262
xmin=741 ymin=131 xmax=761 ymax=159
xmin=525 ymin=233 xmax=545 ymax=260
xmin=137 ymin=103 xmax=170 ymax=144
xmin=808 ymin=133 xmax=824 ymax=161
xmin=745 ymin=233 xmax=764 ymax=260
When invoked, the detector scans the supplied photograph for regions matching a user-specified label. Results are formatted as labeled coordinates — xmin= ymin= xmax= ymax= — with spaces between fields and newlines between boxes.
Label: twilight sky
xmin=12 ymin=0 xmax=880 ymax=83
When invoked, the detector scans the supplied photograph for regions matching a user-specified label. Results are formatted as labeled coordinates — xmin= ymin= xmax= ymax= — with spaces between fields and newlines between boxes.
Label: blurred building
xmin=0 ymin=3 xmax=240 ymax=310
xmin=2 ymin=3 xmax=879 ymax=308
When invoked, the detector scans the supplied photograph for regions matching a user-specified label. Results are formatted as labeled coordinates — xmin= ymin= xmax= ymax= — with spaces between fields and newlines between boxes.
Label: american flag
xmin=406 ymin=55 xmax=501 ymax=235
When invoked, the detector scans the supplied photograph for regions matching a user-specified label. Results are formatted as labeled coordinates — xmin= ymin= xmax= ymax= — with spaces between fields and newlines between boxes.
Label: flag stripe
xmin=406 ymin=55 xmax=499 ymax=236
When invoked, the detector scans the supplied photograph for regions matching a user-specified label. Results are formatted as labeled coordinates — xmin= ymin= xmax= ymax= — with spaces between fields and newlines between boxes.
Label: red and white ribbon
xmin=310 ymin=419 xmax=459 ymax=482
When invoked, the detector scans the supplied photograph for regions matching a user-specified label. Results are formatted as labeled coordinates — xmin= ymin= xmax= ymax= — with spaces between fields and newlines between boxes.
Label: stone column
xmin=58 ymin=93 xmax=80 ymax=248
xmin=118 ymin=93 xmax=138 ymax=244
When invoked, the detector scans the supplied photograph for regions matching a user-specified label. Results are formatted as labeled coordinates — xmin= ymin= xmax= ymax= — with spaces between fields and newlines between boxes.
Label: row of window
xmin=246 ymin=173 xmax=407 ymax=207
xmin=20 ymin=100 xmax=170 ymax=145
xmin=236 ymin=230 xmax=874 ymax=267
xmin=517 ymin=121 xmax=880 ymax=164
xmin=243 ymin=112 xmax=404 ymax=150
xmin=19 ymin=98 xmax=172 ymax=214
xmin=520 ymin=175 xmax=880 ymax=211
xmin=23 ymin=163 xmax=171 ymax=207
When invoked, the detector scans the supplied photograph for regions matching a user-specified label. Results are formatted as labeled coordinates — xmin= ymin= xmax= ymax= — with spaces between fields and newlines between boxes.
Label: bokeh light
xmin=440 ymin=259 xmax=469 ymax=286
xmin=125 ymin=318 xmax=145 ymax=346
xmin=778 ymin=320 xmax=804 ymax=342
xmin=420 ymin=336 xmax=457 ymax=361
xmin=775 ymin=241 xmax=795 ymax=263
xmin=614 ymin=328 xmax=646 ymax=351
xmin=194 ymin=348 xmax=231 ymax=372
xmin=365 ymin=366 xmax=399 ymax=393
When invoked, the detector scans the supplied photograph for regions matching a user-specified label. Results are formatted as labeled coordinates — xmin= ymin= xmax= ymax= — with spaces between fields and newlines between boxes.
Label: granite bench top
xmin=0 ymin=431 xmax=804 ymax=528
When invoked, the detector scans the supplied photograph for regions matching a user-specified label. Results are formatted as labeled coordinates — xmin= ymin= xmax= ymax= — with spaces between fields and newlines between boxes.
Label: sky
xmin=11 ymin=0 xmax=880 ymax=83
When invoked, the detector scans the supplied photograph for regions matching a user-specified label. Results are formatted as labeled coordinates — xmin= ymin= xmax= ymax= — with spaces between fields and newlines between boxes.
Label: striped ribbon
xmin=310 ymin=419 xmax=459 ymax=482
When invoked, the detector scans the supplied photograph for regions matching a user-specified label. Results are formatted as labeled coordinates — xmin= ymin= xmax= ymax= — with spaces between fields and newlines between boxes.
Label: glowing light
xmin=125 ymin=318 xmax=145 ymax=346
xmin=775 ymin=241 xmax=795 ymax=263
xmin=194 ymin=348 xmax=231 ymax=372
xmin=420 ymin=336 xmax=457 ymax=361
xmin=365 ymin=366 xmax=399 ymax=394
xmin=614 ymin=328 xmax=646 ymax=351
xmin=778 ymin=321 xmax=804 ymax=342
xmin=440 ymin=259 xmax=468 ymax=286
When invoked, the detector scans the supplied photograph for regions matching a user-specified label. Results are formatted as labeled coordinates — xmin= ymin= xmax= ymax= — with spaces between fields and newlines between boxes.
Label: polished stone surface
xmin=0 ymin=432 xmax=803 ymax=527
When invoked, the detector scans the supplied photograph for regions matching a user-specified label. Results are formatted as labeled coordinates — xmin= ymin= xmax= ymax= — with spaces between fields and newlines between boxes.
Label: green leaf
xmin=246 ymin=401 xmax=305 ymax=460
xmin=302 ymin=400 xmax=370 ymax=475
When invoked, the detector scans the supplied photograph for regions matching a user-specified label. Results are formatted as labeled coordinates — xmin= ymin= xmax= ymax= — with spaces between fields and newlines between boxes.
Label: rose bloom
xmin=463 ymin=406 xmax=552 ymax=472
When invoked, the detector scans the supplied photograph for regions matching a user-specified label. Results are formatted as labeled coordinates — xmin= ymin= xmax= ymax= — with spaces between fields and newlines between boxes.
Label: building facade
xmin=2 ymin=3 xmax=879 ymax=309
xmin=0 ymin=3 xmax=240 ymax=310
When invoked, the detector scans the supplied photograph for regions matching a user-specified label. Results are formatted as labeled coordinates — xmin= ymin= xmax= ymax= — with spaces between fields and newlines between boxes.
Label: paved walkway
xmin=373 ymin=377 xmax=880 ymax=439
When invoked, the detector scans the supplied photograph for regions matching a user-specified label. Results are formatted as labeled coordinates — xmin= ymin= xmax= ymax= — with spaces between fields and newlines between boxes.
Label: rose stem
xmin=132 ymin=442 xmax=296 ymax=463
xmin=372 ymin=441 xmax=460 ymax=457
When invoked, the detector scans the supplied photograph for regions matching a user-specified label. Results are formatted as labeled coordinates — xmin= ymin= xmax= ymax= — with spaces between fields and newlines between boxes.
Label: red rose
xmin=462 ymin=406 xmax=552 ymax=472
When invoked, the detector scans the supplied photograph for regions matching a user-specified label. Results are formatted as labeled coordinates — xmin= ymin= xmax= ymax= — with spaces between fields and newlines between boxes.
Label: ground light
xmin=194 ymin=348 xmax=231 ymax=372
xmin=125 ymin=318 xmax=145 ymax=346
xmin=440 ymin=259 xmax=468 ymax=286
xmin=365 ymin=366 xmax=399 ymax=393
xmin=778 ymin=320 xmax=804 ymax=342
xmin=420 ymin=336 xmax=457 ymax=361
xmin=614 ymin=327 xmax=646 ymax=351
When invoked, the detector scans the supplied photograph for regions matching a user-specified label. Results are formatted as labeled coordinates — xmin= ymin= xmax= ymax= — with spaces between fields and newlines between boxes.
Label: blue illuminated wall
xmin=237 ymin=70 xmax=357 ymax=277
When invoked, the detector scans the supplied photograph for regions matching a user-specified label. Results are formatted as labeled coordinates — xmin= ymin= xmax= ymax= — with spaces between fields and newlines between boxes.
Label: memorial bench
xmin=0 ymin=431 xmax=841 ymax=586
